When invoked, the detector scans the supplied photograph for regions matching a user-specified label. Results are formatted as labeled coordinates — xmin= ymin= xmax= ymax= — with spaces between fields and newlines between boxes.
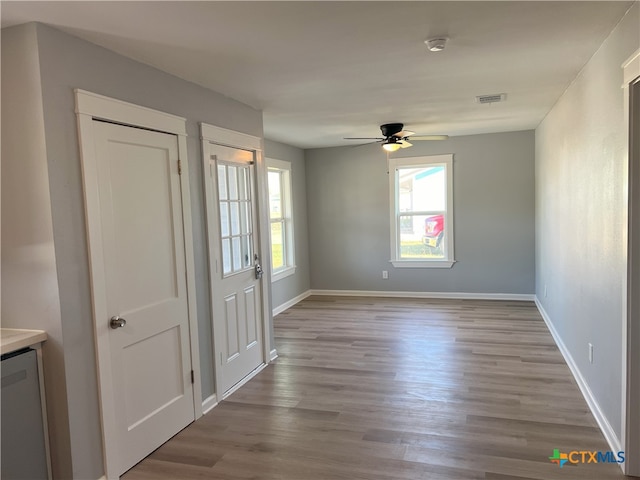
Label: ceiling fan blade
xmin=410 ymin=135 xmax=449 ymax=141
xmin=344 ymin=137 xmax=384 ymax=140
xmin=393 ymin=130 xmax=415 ymax=138
xmin=348 ymin=140 xmax=383 ymax=149
xmin=399 ymin=140 xmax=413 ymax=148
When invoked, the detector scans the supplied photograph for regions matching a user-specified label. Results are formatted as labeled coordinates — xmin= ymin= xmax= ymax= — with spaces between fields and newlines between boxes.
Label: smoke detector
xmin=425 ymin=37 xmax=448 ymax=52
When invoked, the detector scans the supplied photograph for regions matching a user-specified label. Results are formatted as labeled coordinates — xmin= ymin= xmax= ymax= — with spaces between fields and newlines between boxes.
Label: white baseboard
xmin=309 ymin=289 xmax=535 ymax=302
xmin=270 ymin=348 xmax=278 ymax=361
xmin=201 ymin=394 xmax=218 ymax=415
xmin=273 ymin=289 xmax=312 ymax=316
xmin=535 ymin=297 xmax=622 ymax=455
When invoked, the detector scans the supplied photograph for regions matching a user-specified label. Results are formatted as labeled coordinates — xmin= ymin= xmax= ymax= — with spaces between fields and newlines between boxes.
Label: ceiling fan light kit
xmin=382 ymin=141 xmax=402 ymax=152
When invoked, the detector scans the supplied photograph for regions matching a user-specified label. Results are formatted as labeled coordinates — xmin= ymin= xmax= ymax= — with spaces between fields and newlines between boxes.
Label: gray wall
xmin=264 ymin=139 xmax=311 ymax=314
xmin=5 ymin=23 xmax=263 ymax=479
xmin=305 ymin=130 xmax=535 ymax=294
xmin=1 ymin=24 xmax=73 ymax=479
xmin=535 ymin=3 xmax=639 ymax=444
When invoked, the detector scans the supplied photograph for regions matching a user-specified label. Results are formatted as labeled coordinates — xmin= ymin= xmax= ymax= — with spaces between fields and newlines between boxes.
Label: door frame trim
xmin=200 ymin=123 xmax=274 ymax=399
xmin=622 ymin=49 xmax=640 ymax=476
xmin=75 ymin=90 xmax=202 ymax=480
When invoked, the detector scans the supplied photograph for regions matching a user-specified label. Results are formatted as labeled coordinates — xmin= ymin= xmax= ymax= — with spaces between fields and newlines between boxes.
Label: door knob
xmin=254 ymin=254 xmax=263 ymax=280
xmin=110 ymin=316 xmax=127 ymax=329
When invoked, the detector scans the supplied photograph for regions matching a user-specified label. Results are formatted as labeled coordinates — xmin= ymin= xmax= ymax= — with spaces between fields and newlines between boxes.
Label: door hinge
xmin=178 ymin=160 xmax=182 ymax=175
xmin=190 ymin=370 xmax=194 ymax=384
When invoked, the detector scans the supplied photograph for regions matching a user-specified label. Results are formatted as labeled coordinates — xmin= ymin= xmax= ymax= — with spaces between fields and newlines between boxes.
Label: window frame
xmin=267 ymin=158 xmax=296 ymax=281
xmin=389 ymin=154 xmax=455 ymax=269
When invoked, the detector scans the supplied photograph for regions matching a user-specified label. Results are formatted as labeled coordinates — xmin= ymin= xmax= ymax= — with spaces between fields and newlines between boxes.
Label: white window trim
xmin=272 ymin=265 xmax=297 ymax=282
xmin=388 ymin=154 xmax=455 ymax=269
xmin=267 ymin=158 xmax=296 ymax=282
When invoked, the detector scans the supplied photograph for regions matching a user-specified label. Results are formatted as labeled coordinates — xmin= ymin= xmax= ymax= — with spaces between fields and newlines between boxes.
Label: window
xmin=267 ymin=159 xmax=295 ymax=281
xmin=389 ymin=154 xmax=454 ymax=268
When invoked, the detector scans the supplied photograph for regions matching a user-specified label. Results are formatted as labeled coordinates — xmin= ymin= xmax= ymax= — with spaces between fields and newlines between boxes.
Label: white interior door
xmin=93 ymin=121 xmax=194 ymax=475
xmin=207 ymin=144 xmax=264 ymax=393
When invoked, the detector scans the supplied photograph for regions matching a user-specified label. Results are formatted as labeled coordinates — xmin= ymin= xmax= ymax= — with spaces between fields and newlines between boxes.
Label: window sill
xmin=391 ymin=260 xmax=456 ymax=269
xmin=272 ymin=266 xmax=296 ymax=283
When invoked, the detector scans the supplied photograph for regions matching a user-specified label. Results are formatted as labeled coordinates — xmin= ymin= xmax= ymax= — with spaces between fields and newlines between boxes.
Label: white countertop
xmin=1 ymin=328 xmax=47 ymax=355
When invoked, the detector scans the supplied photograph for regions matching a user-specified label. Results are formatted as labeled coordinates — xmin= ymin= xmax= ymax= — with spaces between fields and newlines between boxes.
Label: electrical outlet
xmin=382 ymin=270 xmax=388 ymax=279
xmin=589 ymin=343 xmax=594 ymax=364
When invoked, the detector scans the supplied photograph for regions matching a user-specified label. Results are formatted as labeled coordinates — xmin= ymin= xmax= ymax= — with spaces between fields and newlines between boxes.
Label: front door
xmin=207 ymin=144 xmax=264 ymax=393
xmin=93 ymin=121 xmax=195 ymax=475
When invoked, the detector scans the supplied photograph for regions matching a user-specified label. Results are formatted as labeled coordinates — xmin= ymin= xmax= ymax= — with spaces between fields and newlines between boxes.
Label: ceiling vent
xmin=476 ymin=93 xmax=507 ymax=104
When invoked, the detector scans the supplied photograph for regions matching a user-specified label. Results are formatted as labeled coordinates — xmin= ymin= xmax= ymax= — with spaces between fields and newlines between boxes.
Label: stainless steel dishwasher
xmin=1 ymin=348 xmax=49 ymax=479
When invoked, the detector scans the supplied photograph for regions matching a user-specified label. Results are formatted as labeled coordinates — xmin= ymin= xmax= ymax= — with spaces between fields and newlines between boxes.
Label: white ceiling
xmin=1 ymin=1 xmax=634 ymax=148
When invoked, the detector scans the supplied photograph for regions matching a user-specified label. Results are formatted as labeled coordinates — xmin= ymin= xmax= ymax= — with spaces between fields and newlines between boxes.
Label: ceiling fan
xmin=344 ymin=123 xmax=448 ymax=152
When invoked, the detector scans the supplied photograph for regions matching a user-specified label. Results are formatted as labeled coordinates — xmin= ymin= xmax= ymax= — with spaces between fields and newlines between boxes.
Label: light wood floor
xmin=123 ymin=296 xmax=630 ymax=479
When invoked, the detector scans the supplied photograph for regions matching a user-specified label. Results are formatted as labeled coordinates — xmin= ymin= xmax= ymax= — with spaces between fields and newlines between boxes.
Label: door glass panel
xmin=238 ymin=168 xmax=248 ymax=201
xmin=232 ymin=237 xmax=242 ymax=271
xmin=228 ymin=166 xmax=238 ymax=200
xmin=217 ymin=165 xmax=227 ymax=200
xmin=242 ymin=235 xmax=252 ymax=268
xmin=241 ymin=202 xmax=250 ymax=234
xmin=230 ymin=202 xmax=240 ymax=236
xmin=245 ymin=203 xmax=252 ymax=234
xmin=222 ymin=238 xmax=231 ymax=274
xmin=220 ymin=202 xmax=230 ymax=237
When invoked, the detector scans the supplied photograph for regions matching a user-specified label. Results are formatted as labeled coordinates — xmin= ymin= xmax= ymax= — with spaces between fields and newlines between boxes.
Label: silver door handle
xmin=254 ymin=254 xmax=263 ymax=280
xmin=254 ymin=261 xmax=263 ymax=280
xmin=110 ymin=316 xmax=127 ymax=329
